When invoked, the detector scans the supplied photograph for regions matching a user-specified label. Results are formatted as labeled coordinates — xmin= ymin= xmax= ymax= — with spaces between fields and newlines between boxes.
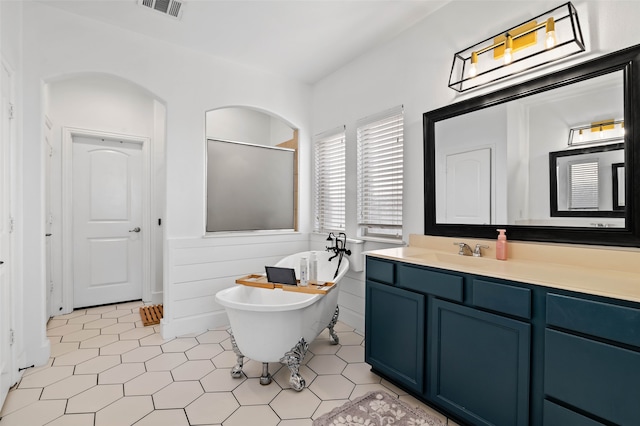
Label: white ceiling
xmin=37 ymin=0 xmax=449 ymax=84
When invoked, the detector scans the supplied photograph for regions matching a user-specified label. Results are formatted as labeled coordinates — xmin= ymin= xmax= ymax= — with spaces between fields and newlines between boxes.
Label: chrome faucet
xmin=473 ymin=244 xmax=489 ymax=257
xmin=453 ymin=242 xmax=473 ymax=256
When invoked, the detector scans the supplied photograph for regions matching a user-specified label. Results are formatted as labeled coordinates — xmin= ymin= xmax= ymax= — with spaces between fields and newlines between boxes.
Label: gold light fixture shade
xmin=591 ymin=119 xmax=615 ymax=132
xmin=493 ymin=20 xmax=539 ymax=59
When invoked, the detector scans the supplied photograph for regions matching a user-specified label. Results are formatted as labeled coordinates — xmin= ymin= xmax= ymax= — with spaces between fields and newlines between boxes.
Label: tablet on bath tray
xmin=265 ymin=266 xmax=298 ymax=285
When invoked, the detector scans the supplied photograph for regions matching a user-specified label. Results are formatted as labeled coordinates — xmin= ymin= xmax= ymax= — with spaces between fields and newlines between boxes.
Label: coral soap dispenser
xmin=496 ymin=229 xmax=508 ymax=261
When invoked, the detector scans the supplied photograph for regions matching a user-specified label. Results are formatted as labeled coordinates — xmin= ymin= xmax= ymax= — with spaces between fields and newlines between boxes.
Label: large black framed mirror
xmin=424 ymin=44 xmax=640 ymax=247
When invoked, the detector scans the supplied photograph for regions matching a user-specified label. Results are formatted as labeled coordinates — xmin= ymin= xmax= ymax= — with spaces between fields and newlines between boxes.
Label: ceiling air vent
xmin=138 ymin=0 xmax=184 ymax=20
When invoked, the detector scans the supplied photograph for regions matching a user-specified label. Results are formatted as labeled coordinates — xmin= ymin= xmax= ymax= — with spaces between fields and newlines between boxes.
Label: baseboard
xmin=150 ymin=291 xmax=163 ymax=305
xmin=160 ymin=310 xmax=229 ymax=339
xmin=26 ymin=337 xmax=51 ymax=368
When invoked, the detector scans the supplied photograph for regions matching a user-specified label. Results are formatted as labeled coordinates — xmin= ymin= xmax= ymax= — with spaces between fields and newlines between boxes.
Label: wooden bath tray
xmin=235 ymin=274 xmax=335 ymax=294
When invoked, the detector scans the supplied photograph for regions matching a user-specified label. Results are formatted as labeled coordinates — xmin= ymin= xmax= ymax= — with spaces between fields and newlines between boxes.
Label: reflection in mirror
xmin=205 ymin=107 xmax=298 ymax=232
xmin=549 ymin=143 xmax=624 ymax=223
xmin=434 ymin=71 xmax=624 ymax=228
xmin=612 ymin=163 xmax=625 ymax=211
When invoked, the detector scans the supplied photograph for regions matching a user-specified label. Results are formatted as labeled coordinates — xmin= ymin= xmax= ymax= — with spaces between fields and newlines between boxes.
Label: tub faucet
xmin=326 ymin=232 xmax=351 ymax=279
xmin=326 ymin=232 xmax=351 ymax=261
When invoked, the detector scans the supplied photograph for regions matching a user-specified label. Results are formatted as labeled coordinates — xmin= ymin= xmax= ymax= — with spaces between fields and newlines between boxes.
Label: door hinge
xmin=10 ymin=329 xmax=15 ymax=345
xmin=8 ymin=103 xmax=14 ymax=120
xmin=9 ymin=217 xmax=15 ymax=233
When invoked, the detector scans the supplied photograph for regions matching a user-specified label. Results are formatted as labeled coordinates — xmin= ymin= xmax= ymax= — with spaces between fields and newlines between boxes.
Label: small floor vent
xmin=138 ymin=0 xmax=184 ymax=20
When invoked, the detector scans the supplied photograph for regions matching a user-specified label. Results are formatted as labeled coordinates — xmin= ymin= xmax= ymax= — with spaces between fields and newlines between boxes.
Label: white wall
xmin=206 ymin=107 xmax=294 ymax=146
xmin=506 ymin=102 xmax=531 ymax=225
xmin=21 ymin=1 xmax=313 ymax=356
xmin=1 ymin=1 xmax=21 ymax=68
xmin=271 ymin=116 xmax=296 ymax=144
xmin=311 ymin=0 xmax=640 ymax=333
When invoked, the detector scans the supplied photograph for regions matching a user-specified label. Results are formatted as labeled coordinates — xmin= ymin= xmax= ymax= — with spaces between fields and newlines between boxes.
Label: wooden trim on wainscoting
xmin=277 ymin=129 xmax=299 ymax=231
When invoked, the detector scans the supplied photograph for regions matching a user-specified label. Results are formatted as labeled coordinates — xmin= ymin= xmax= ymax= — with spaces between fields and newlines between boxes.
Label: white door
xmin=72 ymin=136 xmax=143 ymax=308
xmin=445 ymin=148 xmax=492 ymax=224
xmin=0 ymin=60 xmax=14 ymax=409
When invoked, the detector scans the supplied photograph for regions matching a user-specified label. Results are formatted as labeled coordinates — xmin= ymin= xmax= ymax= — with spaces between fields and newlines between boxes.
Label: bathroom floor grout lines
xmin=0 ymin=300 xmax=459 ymax=426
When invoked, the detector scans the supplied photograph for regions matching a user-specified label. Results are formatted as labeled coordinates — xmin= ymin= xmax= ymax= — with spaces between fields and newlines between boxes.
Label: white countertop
xmin=366 ymin=235 xmax=640 ymax=304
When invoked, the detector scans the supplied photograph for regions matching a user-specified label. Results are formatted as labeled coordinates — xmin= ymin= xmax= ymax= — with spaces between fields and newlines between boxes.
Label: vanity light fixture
xmin=448 ymin=2 xmax=585 ymax=92
xmin=568 ymin=119 xmax=625 ymax=146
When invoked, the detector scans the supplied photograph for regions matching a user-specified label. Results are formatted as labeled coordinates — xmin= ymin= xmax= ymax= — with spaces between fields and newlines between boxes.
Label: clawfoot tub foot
xmin=280 ymin=338 xmax=309 ymax=391
xmin=260 ymin=363 xmax=272 ymax=385
xmin=327 ymin=306 xmax=340 ymax=345
xmin=229 ymin=330 xmax=244 ymax=378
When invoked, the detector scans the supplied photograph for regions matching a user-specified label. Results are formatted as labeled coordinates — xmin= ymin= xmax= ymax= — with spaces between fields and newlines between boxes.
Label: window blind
xmin=314 ymin=127 xmax=346 ymax=233
xmin=569 ymin=161 xmax=599 ymax=209
xmin=357 ymin=106 xmax=404 ymax=239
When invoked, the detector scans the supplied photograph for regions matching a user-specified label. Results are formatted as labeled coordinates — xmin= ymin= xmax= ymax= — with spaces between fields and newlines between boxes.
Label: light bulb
xmin=504 ymin=48 xmax=512 ymax=65
xmin=599 ymin=125 xmax=604 ymax=139
xmin=578 ymin=129 xmax=583 ymax=142
xmin=469 ymin=52 xmax=478 ymax=77
xmin=469 ymin=62 xmax=477 ymax=77
xmin=545 ymin=18 xmax=557 ymax=49
xmin=504 ymin=35 xmax=513 ymax=65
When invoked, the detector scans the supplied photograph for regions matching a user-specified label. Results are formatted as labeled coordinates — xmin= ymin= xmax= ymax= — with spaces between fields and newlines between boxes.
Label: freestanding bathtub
xmin=215 ymin=250 xmax=349 ymax=390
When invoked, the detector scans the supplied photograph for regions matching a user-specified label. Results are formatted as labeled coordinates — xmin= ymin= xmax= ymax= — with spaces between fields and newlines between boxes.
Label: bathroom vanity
xmin=365 ymin=236 xmax=640 ymax=426
xmin=395 ymin=41 xmax=640 ymax=425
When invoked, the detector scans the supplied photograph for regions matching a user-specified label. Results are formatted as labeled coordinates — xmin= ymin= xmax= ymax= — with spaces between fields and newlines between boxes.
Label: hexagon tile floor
xmin=0 ymin=301 xmax=460 ymax=426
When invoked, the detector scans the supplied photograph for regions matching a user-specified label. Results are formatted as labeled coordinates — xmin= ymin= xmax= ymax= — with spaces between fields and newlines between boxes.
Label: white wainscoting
xmin=162 ymin=232 xmax=309 ymax=338
xmin=336 ymin=271 xmax=365 ymax=334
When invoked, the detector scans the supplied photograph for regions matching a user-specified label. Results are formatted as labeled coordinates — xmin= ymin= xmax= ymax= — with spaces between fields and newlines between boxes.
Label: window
xmin=205 ymin=107 xmax=297 ymax=233
xmin=569 ymin=160 xmax=599 ymax=210
xmin=357 ymin=106 xmax=404 ymax=239
xmin=206 ymin=139 xmax=294 ymax=232
xmin=314 ymin=127 xmax=346 ymax=233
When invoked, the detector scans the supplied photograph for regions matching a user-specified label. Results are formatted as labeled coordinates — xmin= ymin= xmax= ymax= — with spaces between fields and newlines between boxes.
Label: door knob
xmin=129 ymin=227 xmax=141 ymax=233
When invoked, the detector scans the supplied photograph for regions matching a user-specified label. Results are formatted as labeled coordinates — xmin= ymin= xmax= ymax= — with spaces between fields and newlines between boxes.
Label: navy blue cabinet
xmin=544 ymin=329 xmax=640 ymax=425
xmin=544 ymin=293 xmax=640 ymax=425
xmin=365 ymin=279 xmax=425 ymax=393
xmin=365 ymin=255 xmax=640 ymax=426
xmin=430 ymin=299 xmax=530 ymax=426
